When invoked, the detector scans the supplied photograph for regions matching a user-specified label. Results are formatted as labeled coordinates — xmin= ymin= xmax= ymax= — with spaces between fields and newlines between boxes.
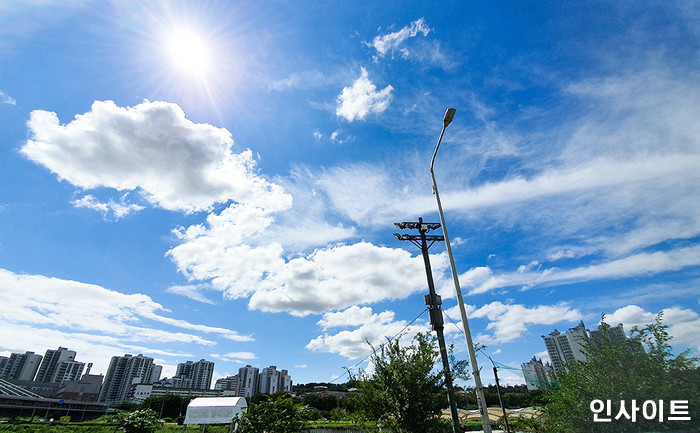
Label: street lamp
xmin=430 ymin=108 xmax=492 ymax=433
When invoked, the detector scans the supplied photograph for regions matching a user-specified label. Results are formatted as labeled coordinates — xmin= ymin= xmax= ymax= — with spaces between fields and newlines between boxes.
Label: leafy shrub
xmin=115 ymin=409 xmax=163 ymax=433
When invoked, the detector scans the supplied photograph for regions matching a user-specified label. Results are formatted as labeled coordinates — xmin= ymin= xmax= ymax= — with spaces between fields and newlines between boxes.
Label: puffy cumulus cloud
xmin=168 ymin=203 xmax=287 ymax=299
xmin=167 ymin=187 xmax=436 ymax=315
xmin=250 ymin=242 xmax=439 ymax=316
xmin=336 ymin=68 xmax=393 ymax=122
xmin=307 ymin=306 xmax=430 ymax=359
xmin=22 ymin=100 xmax=289 ymax=213
xmin=605 ymin=305 xmax=700 ymax=354
xmin=368 ymin=18 xmax=431 ymax=58
xmin=0 ymin=268 xmax=251 ymax=343
xmin=444 ymin=301 xmax=583 ymax=345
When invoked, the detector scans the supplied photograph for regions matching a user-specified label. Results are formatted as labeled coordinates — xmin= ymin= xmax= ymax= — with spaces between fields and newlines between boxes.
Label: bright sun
xmin=167 ymin=29 xmax=211 ymax=77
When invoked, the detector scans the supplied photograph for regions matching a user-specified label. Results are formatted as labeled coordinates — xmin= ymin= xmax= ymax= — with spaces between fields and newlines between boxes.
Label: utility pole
xmin=394 ymin=217 xmax=461 ymax=433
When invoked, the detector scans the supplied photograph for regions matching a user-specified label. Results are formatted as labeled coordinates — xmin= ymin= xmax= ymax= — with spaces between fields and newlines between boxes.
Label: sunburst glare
xmin=167 ymin=28 xmax=211 ymax=77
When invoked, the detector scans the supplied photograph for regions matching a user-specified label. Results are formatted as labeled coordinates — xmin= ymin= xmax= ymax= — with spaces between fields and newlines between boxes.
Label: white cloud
xmin=0 ymin=268 xmax=251 ymax=343
xmin=368 ymin=18 xmax=431 ymax=58
xmin=166 ymin=284 xmax=216 ymax=304
xmin=605 ymin=305 xmax=700 ymax=354
xmin=0 ymin=324 xmax=193 ymax=378
xmin=167 ymin=184 xmax=434 ymax=315
xmin=211 ymin=352 xmax=257 ymax=362
xmin=336 ymin=68 xmax=393 ymax=121
xmin=72 ymin=194 xmax=145 ymax=220
xmin=307 ymin=306 xmax=430 ymax=359
xmin=249 ymin=242 xmax=440 ymax=316
xmin=0 ymin=268 xmax=254 ymax=375
xmin=22 ymin=100 xmax=291 ymax=213
xmin=1 ymin=90 xmax=16 ymax=105
xmin=444 ymin=301 xmax=583 ymax=345
xmin=463 ymin=244 xmax=700 ymax=294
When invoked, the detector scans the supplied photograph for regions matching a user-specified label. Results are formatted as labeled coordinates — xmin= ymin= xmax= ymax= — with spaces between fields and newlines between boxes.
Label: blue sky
xmin=1 ymin=1 xmax=698 ymax=387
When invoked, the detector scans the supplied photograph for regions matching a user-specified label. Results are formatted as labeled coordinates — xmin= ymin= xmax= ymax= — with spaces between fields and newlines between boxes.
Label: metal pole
xmin=430 ymin=108 xmax=492 ymax=433
xmin=417 ymin=217 xmax=460 ymax=432
xmin=492 ymin=365 xmax=511 ymax=433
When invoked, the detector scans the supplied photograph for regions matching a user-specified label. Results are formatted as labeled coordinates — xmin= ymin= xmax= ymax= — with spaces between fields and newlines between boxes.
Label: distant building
xmin=521 ymin=356 xmax=555 ymax=390
xmin=214 ymin=375 xmax=239 ymax=393
xmin=542 ymin=321 xmax=588 ymax=373
xmin=175 ymin=359 xmax=214 ymax=390
xmin=129 ymin=383 xmax=230 ymax=401
xmin=35 ymin=347 xmax=78 ymax=383
xmin=99 ymin=354 xmax=161 ymax=404
xmin=238 ymin=365 xmax=259 ymax=398
xmin=150 ymin=365 xmax=162 ymax=384
xmin=590 ymin=322 xmax=626 ymax=347
xmin=57 ymin=374 xmax=104 ymax=402
xmin=54 ymin=359 xmax=85 ymax=385
xmin=259 ymin=366 xmax=281 ymax=394
xmin=1 ymin=352 xmax=42 ymax=381
xmin=279 ymin=369 xmax=292 ymax=393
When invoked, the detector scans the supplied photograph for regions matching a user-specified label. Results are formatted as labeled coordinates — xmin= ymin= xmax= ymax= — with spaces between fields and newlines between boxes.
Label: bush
xmin=115 ymin=409 xmax=163 ymax=433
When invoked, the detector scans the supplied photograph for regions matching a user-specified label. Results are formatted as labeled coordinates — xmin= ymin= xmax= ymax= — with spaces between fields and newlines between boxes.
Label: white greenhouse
xmin=183 ymin=396 xmax=247 ymax=430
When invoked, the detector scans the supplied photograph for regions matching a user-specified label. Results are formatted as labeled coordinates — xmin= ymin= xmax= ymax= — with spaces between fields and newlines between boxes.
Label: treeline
xmin=455 ymin=384 xmax=548 ymax=409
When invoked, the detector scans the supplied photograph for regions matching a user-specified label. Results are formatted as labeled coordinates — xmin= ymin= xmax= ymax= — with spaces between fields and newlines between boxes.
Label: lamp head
xmin=443 ymin=108 xmax=456 ymax=128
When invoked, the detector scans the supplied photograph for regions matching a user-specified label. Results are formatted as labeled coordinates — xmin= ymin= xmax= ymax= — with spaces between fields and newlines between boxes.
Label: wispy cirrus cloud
xmin=0 ymin=90 xmax=16 ymax=105
xmin=367 ymin=18 xmax=431 ymax=58
xmin=166 ymin=284 xmax=216 ymax=305
xmin=0 ymin=268 xmax=252 ymax=374
xmin=461 ymin=244 xmax=700 ymax=295
xmin=71 ymin=194 xmax=145 ymax=220
xmin=210 ymin=352 xmax=257 ymax=363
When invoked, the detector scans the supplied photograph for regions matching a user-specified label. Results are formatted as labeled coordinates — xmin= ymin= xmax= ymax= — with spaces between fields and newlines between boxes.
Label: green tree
xmin=114 ymin=409 xmax=162 ymax=433
xmin=542 ymin=313 xmax=699 ymax=433
xmin=349 ymin=332 xmax=452 ymax=433
xmin=234 ymin=394 xmax=306 ymax=433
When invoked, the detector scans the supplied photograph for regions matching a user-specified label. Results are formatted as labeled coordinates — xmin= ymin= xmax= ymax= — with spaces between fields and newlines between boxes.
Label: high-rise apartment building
xmin=35 ymin=347 xmax=77 ymax=383
xmin=542 ymin=321 xmax=589 ymax=373
xmin=175 ymin=359 xmax=214 ymax=390
xmin=521 ymin=356 xmax=555 ymax=390
xmin=589 ymin=322 xmax=626 ymax=347
xmin=279 ymin=369 xmax=292 ymax=393
xmin=99 ymin=354 xmax=161 ymax=403
xmin=0 ymin=357 xmax=9 ymax=376
xmin=150 ymin=365 xmax=162 ymax=384
xmin=214 ymin=375 xmax=239 ymax=393
xmin=238 ymin=365 xmax=259 ymax=398
xmin=259 ymin=365 xmax=281 ymax=394
xmin=1 ymin=351 xmax=42 ymax=381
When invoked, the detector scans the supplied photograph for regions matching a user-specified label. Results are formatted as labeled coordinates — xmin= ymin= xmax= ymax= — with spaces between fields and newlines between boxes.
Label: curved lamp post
xmin=430 ymin=108 xmax=492 ymax=433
